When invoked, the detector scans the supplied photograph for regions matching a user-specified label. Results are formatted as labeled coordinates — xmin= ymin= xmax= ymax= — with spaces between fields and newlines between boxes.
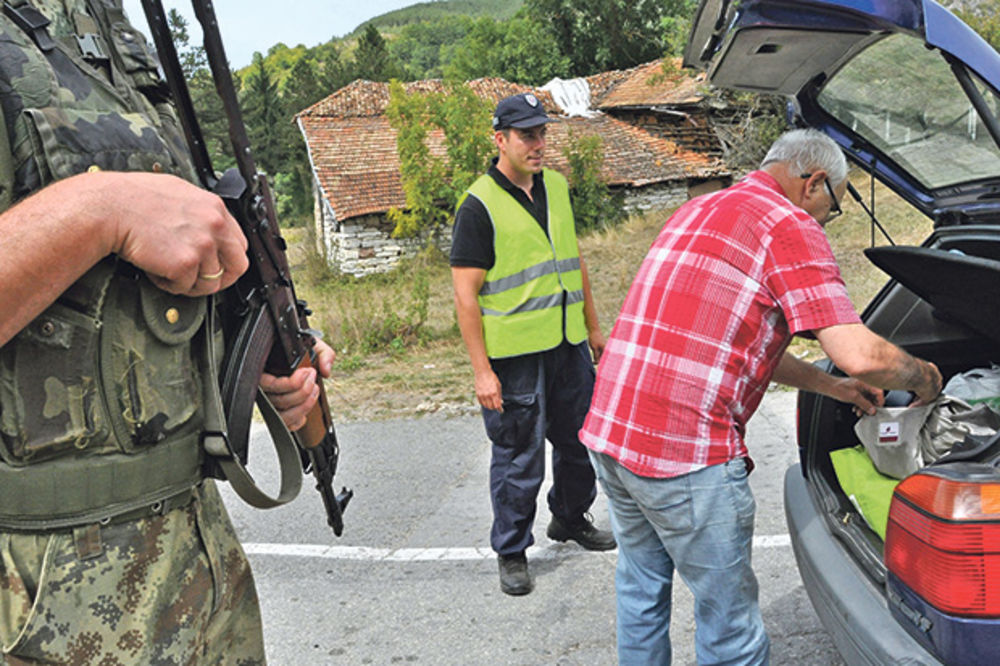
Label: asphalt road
xmin=218 ymin=389 xmax=845 ymax=665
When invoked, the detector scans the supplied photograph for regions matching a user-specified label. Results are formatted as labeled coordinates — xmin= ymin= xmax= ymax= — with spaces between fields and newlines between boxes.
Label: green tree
xmin=188 ymin=68 xmax=233 ymax=172
xmin=263 ymin=42 xmax=308 ymax=84
xmin=385 ymin=81 xmax=449 ymax=237
xmin=562 ymin=131 xmax=625 ymax=232
xmin=284 ymin=56 xmax=325 ymax=115
xmin=241 ymin=52 xmax=291 ymax=180
xmin=168 ymin=8 xmax=229 ymax=171
xmin=282 ymin=57 xmax=327 ymax=219
xmin=954 ymin=2 xmax=1000 ymax=51
xmin=167 ymin=8 xmax=206 ymax=78
xmin=314 ymin=42 xmax=353 ymax=92
xmin=522 ymin=0 xmax=670 ymax=75
xmin=385 ymin=80 xmax=494 ymax=238
xmin=390 ymin=16 xmax=474 ymax=79
xmin=443 ymin=17 xmax=571 ymax=85
xmin=660 ymin=0 xmax=698 ymax=58
xmin=439 ymin=81 xmax=495 ymax=196
xmin=354 ymin=25 xmax=402 ymax=81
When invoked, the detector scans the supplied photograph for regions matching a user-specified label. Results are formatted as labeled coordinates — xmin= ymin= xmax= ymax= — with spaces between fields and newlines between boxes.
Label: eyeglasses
xmin=800 ymin=173 xmax=843 ymax=221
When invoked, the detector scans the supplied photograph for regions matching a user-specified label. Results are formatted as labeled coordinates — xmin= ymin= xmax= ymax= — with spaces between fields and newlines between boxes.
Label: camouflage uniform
xmin=0 ymin=483 xmax=263 ymax=664
xmin=0 ymin=0 xmax=264 ymax=662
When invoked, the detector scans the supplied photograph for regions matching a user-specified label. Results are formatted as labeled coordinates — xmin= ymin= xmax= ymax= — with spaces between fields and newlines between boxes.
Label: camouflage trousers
xmin=0 ymin=481 xmax=265 ymax=665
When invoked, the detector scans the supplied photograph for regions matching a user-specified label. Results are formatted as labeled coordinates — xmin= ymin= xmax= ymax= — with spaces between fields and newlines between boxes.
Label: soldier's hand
xmin=260 ymin=339 xmax=336 ymax=431
xmin=100 ymin=172 xmax=249 ymax=295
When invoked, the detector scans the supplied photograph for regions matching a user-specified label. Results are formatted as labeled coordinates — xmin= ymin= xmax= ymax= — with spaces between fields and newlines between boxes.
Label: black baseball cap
xmin=492 ymin=93 xmax=552 ymax=130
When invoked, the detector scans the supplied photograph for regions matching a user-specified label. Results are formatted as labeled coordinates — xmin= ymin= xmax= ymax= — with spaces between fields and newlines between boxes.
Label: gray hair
xmin=760 ymin=129 xmax=847 ymax=186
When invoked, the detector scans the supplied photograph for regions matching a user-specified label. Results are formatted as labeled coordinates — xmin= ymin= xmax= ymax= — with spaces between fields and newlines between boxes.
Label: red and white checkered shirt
xmin=580 ymin=170 xmax=861 ymax=478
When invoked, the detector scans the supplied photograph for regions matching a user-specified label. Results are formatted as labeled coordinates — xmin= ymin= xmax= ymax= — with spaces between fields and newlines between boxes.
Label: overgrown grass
xmin=285 ymin=227 xmax=462 ymax=419
xmin=287 ymin=171 xmax=930 ymax=420
xmin=290 ymin=229 xmax=455 ymax=355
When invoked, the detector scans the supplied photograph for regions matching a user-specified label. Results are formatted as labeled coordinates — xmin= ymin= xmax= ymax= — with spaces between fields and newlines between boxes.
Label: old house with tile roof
xmin=297 ymin=61 xmax=730 ymax=276
xmin=587 ymin=59 xmax=725 ymax=161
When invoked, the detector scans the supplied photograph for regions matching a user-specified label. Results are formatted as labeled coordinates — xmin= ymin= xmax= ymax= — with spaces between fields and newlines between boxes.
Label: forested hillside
xmin=355 ymin=0 xmax=524 ymax=34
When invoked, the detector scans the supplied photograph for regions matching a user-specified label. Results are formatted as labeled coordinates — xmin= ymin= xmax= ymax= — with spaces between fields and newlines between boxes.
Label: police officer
xmin=0 ymin=1 xmax=330 ymax=662
xmin=451 ymin=93 xmax=616 ymax=596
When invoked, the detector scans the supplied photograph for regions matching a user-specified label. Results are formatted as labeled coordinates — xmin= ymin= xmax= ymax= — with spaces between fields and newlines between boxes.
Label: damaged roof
xmin=299 ymin=77 xmax=560 ymax=119
xmin=589 ymin=59 xmax=706 ymax=110
xmin=298 ymin=66 xmax=728 ymax=224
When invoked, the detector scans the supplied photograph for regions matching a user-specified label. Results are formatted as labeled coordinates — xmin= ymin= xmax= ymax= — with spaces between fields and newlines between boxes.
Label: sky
xmin=122 ymin=0 xmax=418 ymax=68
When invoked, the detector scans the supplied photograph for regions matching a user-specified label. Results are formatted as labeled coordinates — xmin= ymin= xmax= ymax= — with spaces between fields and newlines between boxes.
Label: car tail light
xmin=885 ymin=471 xmax=1000 ymax=617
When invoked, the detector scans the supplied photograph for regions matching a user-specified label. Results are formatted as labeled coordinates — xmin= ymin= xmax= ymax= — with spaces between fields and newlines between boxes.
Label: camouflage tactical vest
xmin=0 ymin=0 xmax=208 ymax=529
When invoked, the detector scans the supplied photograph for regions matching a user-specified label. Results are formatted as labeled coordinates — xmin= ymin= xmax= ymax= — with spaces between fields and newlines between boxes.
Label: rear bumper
xmin=783 ymin=464 xmax=941 ymax=665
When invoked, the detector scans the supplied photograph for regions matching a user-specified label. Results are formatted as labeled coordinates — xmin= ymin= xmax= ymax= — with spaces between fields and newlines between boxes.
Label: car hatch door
xmin=865 ymin=245 xmax=1000 ymax=346
xmin=684 ymin=0 xmax=1000 ymax=221
xmin=682 ymin=0 xmax=923 ymax=95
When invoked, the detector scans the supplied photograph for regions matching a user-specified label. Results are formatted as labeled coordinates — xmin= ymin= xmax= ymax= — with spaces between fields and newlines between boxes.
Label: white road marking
xmin=755 ymin=534 xmax=792 ymax=548
xmin=243 ymin=534 xmax=792 ymax=561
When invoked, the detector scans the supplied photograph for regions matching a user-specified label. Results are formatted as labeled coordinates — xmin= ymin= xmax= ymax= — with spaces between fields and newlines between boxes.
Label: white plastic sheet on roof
xmin=541 ymin=77 xmax=598 ymax=117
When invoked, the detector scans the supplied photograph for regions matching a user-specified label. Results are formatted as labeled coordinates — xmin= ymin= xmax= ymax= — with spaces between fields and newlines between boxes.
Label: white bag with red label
xmin=853 ymin=396 xmax=1000 ymax=479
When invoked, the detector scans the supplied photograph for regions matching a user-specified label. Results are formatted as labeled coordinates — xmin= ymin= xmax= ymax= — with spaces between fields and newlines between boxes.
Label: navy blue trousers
xmin=482 ymin=341 xmax=598 ymax=555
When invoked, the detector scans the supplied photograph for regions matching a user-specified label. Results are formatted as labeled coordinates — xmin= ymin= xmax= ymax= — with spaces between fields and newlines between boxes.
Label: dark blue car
xmin=685 ymin=2 xmax=1000 ymax=664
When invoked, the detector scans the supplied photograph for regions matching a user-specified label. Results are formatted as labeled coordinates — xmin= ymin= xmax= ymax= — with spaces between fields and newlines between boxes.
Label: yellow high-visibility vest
xmin=464 ymin=169 xmax=586 ymax=358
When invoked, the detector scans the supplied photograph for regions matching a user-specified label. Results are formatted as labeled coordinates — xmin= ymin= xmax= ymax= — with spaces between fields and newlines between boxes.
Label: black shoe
xmin=498 ymin=552 xmax=533 ymax=596
xmin=547 ymin=514 xmax=617 ymax=551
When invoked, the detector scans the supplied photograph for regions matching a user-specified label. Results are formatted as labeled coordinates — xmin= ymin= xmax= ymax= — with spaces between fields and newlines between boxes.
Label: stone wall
xmin=619 ymin=178 xmax=730 ymax=214
xmin=315 ymin=192 xmax=451 ymax=277
xmin=620 ymin=182 xmax=688 ymax=213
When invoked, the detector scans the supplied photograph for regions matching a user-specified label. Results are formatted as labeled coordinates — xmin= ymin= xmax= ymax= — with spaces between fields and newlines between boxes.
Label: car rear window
xmin=817 ymin=33 xmax=1000 ymax=190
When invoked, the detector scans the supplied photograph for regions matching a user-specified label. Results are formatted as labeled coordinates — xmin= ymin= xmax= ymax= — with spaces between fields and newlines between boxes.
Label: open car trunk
xmin=799 ymin=228 xmax=1000 ymax=584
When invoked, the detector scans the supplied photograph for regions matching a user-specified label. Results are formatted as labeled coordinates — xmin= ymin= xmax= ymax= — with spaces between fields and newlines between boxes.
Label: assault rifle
xmin=139 ymin=0 xmax=352 ymax=535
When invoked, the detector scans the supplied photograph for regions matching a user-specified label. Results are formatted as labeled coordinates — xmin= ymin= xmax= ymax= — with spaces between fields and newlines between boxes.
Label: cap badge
xmin=525 ymin=93 xmax=538 ymax=107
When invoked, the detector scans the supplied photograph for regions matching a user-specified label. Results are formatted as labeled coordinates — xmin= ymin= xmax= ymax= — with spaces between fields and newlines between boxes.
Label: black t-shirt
xmin=450 ymin=159 xmax=549 ymax=270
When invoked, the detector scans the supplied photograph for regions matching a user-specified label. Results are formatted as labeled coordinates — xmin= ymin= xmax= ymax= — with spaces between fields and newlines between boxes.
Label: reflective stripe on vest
xmin=466 ymin=169 xmax=586 ymax=358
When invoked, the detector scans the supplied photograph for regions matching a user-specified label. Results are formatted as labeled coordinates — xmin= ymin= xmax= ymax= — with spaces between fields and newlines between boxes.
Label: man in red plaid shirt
xmin=580 ymin=129 xmax=942 ymax=665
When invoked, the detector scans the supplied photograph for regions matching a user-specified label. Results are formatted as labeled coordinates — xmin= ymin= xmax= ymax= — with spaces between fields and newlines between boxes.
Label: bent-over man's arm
xmin=772 ymin=351 xmax=885 ymax=415
xmin=814 ymin=323 xmax=942 ymax=403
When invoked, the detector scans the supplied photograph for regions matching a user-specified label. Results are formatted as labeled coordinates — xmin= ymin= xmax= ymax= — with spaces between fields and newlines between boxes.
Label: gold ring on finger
xmin=199 ymin=268 xmax=225 ymax=280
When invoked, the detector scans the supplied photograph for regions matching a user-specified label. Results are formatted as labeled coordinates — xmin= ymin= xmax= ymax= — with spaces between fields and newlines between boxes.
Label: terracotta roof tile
xmin=589 ymin=59 xmax=706 ymax=109
xmin=546 ymin=116 xmax=727 ymax=187
xmin=298 ymin=78 xmax=558 ymax=119
xmin=300 ymin=75 xmax=728 ymax=223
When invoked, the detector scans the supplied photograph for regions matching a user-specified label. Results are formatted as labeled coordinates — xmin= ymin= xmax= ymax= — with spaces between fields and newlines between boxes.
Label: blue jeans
xmin=589 ymin=451 xmax=769 ymax=666
xmin=482 ymin=341 xmax=597 ymax=555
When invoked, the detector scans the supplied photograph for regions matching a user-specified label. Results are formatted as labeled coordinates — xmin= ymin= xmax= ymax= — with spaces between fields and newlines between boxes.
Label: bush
xmin=385 ymin=80 xmax=494 ymax=239
xmin=563 ymin=130 xmax=626 ymax=233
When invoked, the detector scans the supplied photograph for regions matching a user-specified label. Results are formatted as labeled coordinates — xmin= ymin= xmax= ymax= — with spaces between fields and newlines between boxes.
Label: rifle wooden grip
xmin=295 ymin=354 xmax=332 ymax=449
